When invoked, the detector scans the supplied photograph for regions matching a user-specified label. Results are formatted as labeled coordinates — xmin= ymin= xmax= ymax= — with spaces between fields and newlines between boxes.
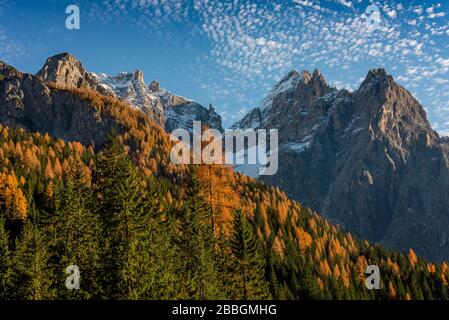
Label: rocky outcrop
xmin=0 ymin=61 xmax=119 ymax=147
xmin=165 ymin=102 xmax=222 ymax=133
xmin=92 ymin=71 xmax=166 ymax=125
xmin=234 ymin=68 xmax=449 ymax=262
xmin=36 ymin=52 xmax=110 ymax=95
xmin=36 ymin=53 xmax=223 ymax=133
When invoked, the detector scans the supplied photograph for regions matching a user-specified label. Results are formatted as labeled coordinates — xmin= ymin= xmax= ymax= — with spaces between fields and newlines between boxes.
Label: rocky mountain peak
xmin=0 ymin=60 xmax=21 ymax=79
xmin=234 ymin=66 xmax=449 ymax=261
xmin=149 ymin=80 xmax=160 ymax=92
xmin=312 ymin=68 xmax=327 ymax=85
xmin=33 ymin=53 xmax=223 ymax=134
xmin=134 ymin=70 xmax=144 ymax=83
xmin=359 ymin=68 xmax=393 ymax=90
xmin=355 ymin=68 xmax=432 ymax=137
xmin=37 ymin=53 xmax=86 ymax=85
xmin=36 ymin=52 xmax=109 ymax=95
xmin=300 ymin=70 xmax=312 ymax=83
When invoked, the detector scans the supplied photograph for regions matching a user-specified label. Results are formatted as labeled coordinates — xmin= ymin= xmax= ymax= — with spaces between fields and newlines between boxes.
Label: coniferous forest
xmin=0 ymin=121 xmax=448 ymax=300
xmin=2 ymin=0 xmax=449 ymax=305
xmin=0 ymin=75 xmax=446 ymax=300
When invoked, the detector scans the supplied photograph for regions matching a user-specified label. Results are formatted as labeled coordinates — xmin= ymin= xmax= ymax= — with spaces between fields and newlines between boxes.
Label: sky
xmin=0 ymin=0 xmax=448 ymax=133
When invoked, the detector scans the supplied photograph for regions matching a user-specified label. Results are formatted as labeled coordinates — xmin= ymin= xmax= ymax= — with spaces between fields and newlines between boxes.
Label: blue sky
xmin=0 ymin=0 xmax=448 ymax=133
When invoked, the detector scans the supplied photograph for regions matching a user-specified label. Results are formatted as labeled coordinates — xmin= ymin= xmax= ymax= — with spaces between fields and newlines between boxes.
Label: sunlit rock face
xmin=234 ymin=68 xmax=449 ymax=262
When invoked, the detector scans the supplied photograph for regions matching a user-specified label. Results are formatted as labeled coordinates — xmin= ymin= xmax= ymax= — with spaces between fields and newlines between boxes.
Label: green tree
xmin=0 ymin=218 xmax=13 ymax=298
xmin=50 ymin=160 xmax=102 ymax=299
xmin=12 ymin=223 xmax=54 ymax=299
xmin=230 ymin=209 xmax=270 ymax=299
xmin=94 ymin=134 xmax=150 ymax=299
xmin=174 ymin=170 xmax=224 ymax=299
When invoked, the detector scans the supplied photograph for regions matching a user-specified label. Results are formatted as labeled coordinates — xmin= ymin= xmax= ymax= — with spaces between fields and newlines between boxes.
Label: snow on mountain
xmin=92 ymin=71 xmax=166 ymax=125
xmin=35 ymin=53 xmax=223 ymax=133
xmin=259 ymin=70 xmax=304 ymax=111
xmin=231 ymin=69 xmax=323 ymax=129
xmin=233 ymin=67 xmax=449 ymax=262
xmin=91 ymin=72 xmax=223 ymax=133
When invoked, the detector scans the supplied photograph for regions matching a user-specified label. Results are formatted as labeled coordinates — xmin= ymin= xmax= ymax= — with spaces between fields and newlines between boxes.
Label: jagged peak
xmin=106 ymin=70 xmax=146 ymax=85
xmin=300 ymin=70 xmax=312 ymax=83
xmin=149 ymin=80 xmax=160 ymax=92
xmin=47 ymin=52 xmax=77 ymax=61
xmin=134 ymin=70 xmax=144 ymax=83
xmin=39 ymin=52 xmax=84 ymax=72
xmin=0 ymin=60 xmax=22 ymax=79
xmin=0 ymin=60 xmax=15 ymax=71
xmin=359 ymin=68 xmax=394 ymax=90
xmin=274 ymin=68 xmax=328 ymax=89
xmin=312 ymin=68 xmax=322 ymax=77
xmin=368 ymin=68 xmax=388 ymax=77
xmin=312 ymin=68 xmax=328 ymax=85
xmin=36 ymin=52 xmax=91 ymax=87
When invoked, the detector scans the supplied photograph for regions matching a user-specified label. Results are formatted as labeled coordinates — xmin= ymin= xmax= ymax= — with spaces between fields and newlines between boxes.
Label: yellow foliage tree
xmin=408 ymin=248 xmax=418 ymax=269
xmin=388 ymin=281 xmax=397 ymax=299
xmin=296 ymin=226 xmax=313 ymax=252
xmin=333 ymin=264 xmax=341 ymax=280
xmin=44 ymin=161 xmax=55 ymax=179
xmin=0 ymin=172 xmax=28 ymax=220
xmin=319 ymin=260 xmax=332 ymax=277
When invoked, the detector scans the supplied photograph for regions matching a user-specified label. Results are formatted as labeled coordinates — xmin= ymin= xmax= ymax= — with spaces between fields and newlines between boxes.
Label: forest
xmin=0 ymin=122 xmax=448 ymax=300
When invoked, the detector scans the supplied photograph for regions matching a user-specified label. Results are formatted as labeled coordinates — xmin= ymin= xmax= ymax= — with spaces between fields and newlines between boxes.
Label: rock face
xmin=165 ymin=102 xmax=222 ymax=133
xmin=36 ymin=52 xmax=109 ymax=95
xmin=0 ymin=61 xmax=119 ymax=146
xmin=36 ymin=53 xmax=223 ymax=133
xmin=92 ymin=71 xmax=166 ymax=125
xmin=234 ymin=68 xmax=449 ymax=262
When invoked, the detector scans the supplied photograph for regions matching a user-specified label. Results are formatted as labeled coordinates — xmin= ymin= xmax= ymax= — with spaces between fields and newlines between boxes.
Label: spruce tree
xmin=139 ymin=178 xmax=178 ymax=299
xmin=175 ymin=169 xmax=224 ymax=299
xmin=229 ymin=209 xmax=270 ymax=299
xmin=94 ymin=134 xmax=150 ymax=299
xmin=51 ymin=160 xmax=102 ymax=299
xmin=12 ymin=223 xmax=54 ymax=299
xmin=0 ymin=218 xmax=13 ymax=298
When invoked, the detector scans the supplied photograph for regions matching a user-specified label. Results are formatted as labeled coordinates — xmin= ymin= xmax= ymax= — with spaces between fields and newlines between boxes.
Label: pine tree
xmin=174 ymin=169 xmax=224 ymax=299
xmin=50 ymin=160 xmax=102 ymax=299
xmin=0 ymin=218 xmax=13 ymax=298
xmin=139 ymin=178 xmax=178 ymax=299
xmin=229 ymin=209 xmax=270 ymax=299
xmin=388 ymin=280 xmax=397 ymax=299
xmin=408 ymin=249 xmax=418 ymax=269
xmin=94 ymin=134 xmax=150 ymax=299
xmin=12 ymin=223 xmax=54 ymax=299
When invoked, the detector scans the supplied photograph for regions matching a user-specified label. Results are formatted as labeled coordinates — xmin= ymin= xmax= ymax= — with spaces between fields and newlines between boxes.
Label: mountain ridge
xmin=2 ymin=56 xmax=449 ymax=299
xmin=233 ymin=67 xmax=449 ymax=262
xmin=36 ymin=53 xmax=223 ymax=133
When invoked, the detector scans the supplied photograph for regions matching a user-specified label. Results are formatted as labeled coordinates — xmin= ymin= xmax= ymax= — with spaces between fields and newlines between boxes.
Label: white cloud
xmin=437 ymin=58 xmax=449 ymax=68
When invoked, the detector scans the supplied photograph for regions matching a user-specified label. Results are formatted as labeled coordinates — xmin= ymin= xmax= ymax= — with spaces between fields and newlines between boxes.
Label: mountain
xmin=36 ymin=52 xmax=111 ymax=95
xmin=233 ymin=68 xmax=449 ymax=262
xmin=1 ymin=60 xmax=119 ymax=147
xmin=36 ymin=53 xmax=223 ymax=133
xmin=2 ymin=57 xmax=449 ymax=300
